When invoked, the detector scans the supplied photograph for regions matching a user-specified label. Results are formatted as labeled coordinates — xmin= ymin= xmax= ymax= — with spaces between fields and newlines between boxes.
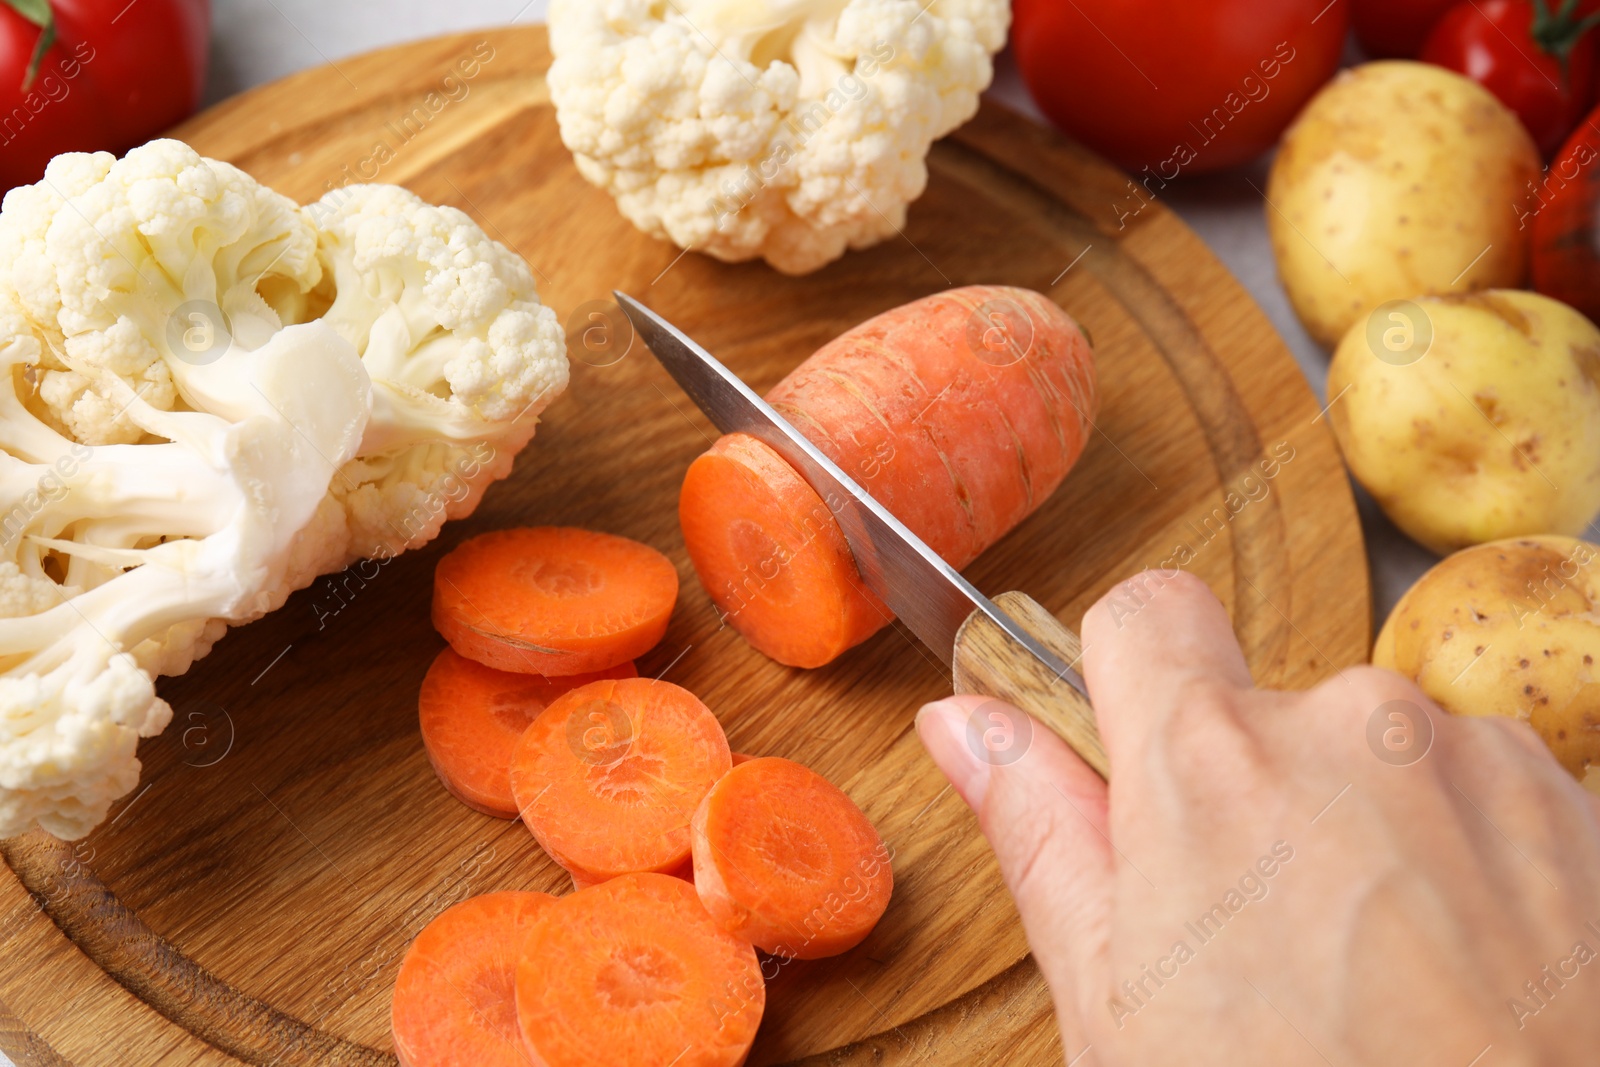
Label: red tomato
xmin=1530 ymin=105 xmax=1600 ymax=321
xmin=1010 ymin=0 xmax=1348 ymax=175
xmin=1351 ymin=0 xmax=1459 ymax=57
xmin=1421 ymin=0 xmax=1599 ymax=157
xmin=0 ymin=0 xmax=209 ymax=191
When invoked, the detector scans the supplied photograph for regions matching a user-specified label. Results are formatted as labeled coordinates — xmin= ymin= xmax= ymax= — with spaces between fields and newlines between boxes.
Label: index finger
xmin=1079 ymin=569 xmax=1253 ymax=769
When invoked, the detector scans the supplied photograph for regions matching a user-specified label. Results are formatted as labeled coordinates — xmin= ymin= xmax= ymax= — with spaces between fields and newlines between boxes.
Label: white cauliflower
xmin=301 ymin=183 xmax=569 ymax=570
xmin=0 ymin=140 xmax=567 ymax=839
xmin=547 ymin=0 xmax=1010 ymax=275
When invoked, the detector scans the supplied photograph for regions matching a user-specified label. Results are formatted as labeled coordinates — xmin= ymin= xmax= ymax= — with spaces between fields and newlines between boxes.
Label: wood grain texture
xmin=953 ymin=592 xmax=1107 ymax=778
xmin=0 ymin=25 xmax=1370 ymax=1067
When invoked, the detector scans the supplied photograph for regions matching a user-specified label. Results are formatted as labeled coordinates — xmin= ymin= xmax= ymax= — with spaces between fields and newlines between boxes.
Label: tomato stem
xmin=1533 ymin=0 xmax=1600 ymax=67
xmin=0 ymin=0 xmax=55 ymax=90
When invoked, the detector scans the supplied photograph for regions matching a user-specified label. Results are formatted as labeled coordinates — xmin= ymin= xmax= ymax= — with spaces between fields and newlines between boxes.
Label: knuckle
xmin=1304 ymin=665 xmax=1439 ymax=769
xmin=1451 ymin=738 xmax=1585 ymax=854
xmin=1333 ymin=664 xmax=1425 ymax=708
xmin=1313 ymin=664 xmax=1435 ymax=738
xmin=1157 ymin=678 xmax=1271 ymax=794
xmin=1456 ymin=714 xmax=1562 ymax=776
xmin=1083 ymin=568 xmax=1201 ymax=640
xmin=1163 ymin=676 xmax=1242 ymax=740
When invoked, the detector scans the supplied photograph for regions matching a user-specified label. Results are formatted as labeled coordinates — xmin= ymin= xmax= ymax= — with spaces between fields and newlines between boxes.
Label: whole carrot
xmin=680 ymin=285 xmax=1097 ymax=667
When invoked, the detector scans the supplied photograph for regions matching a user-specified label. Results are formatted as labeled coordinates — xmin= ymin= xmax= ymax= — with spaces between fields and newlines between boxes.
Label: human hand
xmin=916 ymin=570 xmax=1600 ymax=1066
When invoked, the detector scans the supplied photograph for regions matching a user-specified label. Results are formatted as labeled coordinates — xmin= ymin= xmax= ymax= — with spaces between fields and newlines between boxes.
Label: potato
xmin=1267 ymin=62 xmax=1539 ymax=348
xmin=1327 ymin=290 xmax=1600 ymax=554
xmin=1374 ymin=537 xmax=1600 ymax=790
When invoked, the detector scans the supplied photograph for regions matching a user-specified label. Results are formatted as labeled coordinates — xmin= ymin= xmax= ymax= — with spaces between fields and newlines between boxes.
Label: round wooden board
xmin=0 ymin=26 xmax=1369 ymax=1067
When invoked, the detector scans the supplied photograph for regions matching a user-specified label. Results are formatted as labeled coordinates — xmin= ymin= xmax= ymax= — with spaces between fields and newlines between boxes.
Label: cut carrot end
xmin=419 ymin=647 xmax=637 ymax=819
xmin=680 ymin=433 xmax=888 ymax=668
xmin=510 ymin=677 xmax=732 ymax=882
xmin=432 ymin=527 xmax=679 ymax=676
xmin=515 ymin=873 xmax=763 ymax=1067
xmin=392 ymin=891 xmax=557 ymax=1067
xmin=692 ymin=757 xmax=893 ymax=960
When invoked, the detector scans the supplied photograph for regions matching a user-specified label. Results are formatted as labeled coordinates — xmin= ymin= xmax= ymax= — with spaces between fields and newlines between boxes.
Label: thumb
xmin=916 ymin=695 xmax=1112 ymax=1029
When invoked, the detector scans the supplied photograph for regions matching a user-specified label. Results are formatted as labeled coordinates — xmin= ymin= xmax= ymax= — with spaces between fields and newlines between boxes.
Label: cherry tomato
xmin=0 ymin=0 xmax=210 ymax=191
xmin=1351 ymin=0 xmax=1459 ymax=57
xmin=1530 ymin=105 xmax=1600 ymax=321
xmin=1010 ymin=0 xmax=1348 ymax=175
xmin=1421 ymin=0 xmax=1600 ymax=157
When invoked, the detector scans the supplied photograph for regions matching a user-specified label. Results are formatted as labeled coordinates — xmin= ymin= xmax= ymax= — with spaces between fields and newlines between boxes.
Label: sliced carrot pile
xmin=391 ymin=890 xmax=556 ymax=1067
xmin=432 ymin=527 xmax=679 ymax=676
xmin=419 ymin=647 xmax=638 ymax=819
xmin=680 ymin=285 xmax=1096 ymax=667
xmin=510 ymin=677 xmax=731 ymax=885
xmin=692 ymin=757 xmax=893 ymax=959
xmin=409 ymin=516 xmax=902 ymax=1046
xmin=515 ymin=873 xmax=763 ymax=1067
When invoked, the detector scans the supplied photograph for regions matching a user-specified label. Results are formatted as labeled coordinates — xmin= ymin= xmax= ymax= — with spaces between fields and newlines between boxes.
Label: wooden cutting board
xmin=0 ymin=26 xmax=1370 ymax=1067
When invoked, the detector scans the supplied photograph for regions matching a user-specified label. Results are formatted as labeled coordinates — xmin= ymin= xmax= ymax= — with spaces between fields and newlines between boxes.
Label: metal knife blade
xmin=614 ymin=292 xmax=1089 ymax=700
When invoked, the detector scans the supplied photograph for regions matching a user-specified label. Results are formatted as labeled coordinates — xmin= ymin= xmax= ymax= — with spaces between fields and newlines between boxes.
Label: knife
xmin=615 ymin=292 xmax=1109 ymax=779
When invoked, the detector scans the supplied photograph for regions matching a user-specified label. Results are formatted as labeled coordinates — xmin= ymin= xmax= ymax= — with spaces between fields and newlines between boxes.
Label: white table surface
xmin=1 ymin=6 xmax=1544 ymax=1063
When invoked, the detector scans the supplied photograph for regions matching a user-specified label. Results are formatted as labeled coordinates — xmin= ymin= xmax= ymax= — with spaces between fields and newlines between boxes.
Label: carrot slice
xmin=515 ymin=873 xmax=763 ymax=1067
xmin=419 ymin=648 xmax=638 ymax=818
xmin=509 ymin=677 xmax=731 ymax=884
xmin=680 ymin=285 xmax=1096 ymax=667
xmin=692 ymin=757 xmax=893 ymax=959
xmin=679 ymin=433 xmax=889 ymax=668
xmin=392 ymin=890 xmax=556 ymax=1067
xmin=567 ymin=855 xmax=694 ymax=891
xmin=432 ymin=527 xmax=679 ymax=675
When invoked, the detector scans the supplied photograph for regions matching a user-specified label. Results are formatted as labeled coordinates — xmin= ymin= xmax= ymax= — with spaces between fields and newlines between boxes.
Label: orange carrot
xmin=692 ymin=757 xmax=893 ymax=959
xmin=680 ymin=285 xmax=1096 ymax=667
xmin=392 ymin=890 xmax=556 ymax=1067
xmin=680 ymin=433 xmax=888 ymax=668
xmin=509 ymin=677 xmax=731 ymax=884
xmin=567 ymin=855 xmax=694 ymax=891
xmin=419 ymin=647 xmax=638 ymax=819
xmin=515 ymin=873 xmax=763 ymax=1067
xmin=432 ymin=527 xmax=679 ymax=676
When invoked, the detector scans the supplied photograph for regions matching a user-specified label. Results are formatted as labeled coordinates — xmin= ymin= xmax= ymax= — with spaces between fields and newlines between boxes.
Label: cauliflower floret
xmin=0 ymin=143 xmax=321 ymax=444
xmin=0 ymin=141 xmax=567 ymax=840
xmin=305 ymin=183 xmax=568 ymax=562
xmin=0 ymin=650 xmax=164 ymax=842
xmin=547 ymin=0 xmax=1010 ymax=274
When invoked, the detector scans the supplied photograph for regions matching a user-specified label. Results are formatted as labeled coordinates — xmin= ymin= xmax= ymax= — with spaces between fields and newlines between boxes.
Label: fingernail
xmin=915 ymin=699 xmax=990 ymax=811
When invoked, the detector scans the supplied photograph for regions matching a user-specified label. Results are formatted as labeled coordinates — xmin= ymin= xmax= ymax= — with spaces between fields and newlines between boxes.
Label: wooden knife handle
xmin=951 ymin=591 xmax=1110 ymax=779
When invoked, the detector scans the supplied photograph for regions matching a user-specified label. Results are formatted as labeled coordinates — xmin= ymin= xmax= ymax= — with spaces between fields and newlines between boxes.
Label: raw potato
xmin=1327 ymin=290 xmax=1600 ymax=554
xmin=1267 ymin=62 xmax=1539 ymax=348
xmin=1374 ymin=537 xmax=1600 ymax=791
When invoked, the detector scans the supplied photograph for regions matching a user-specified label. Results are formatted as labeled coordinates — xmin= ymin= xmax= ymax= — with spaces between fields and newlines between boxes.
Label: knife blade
xmin=614 ymin=292 xmax=1093 ymax=708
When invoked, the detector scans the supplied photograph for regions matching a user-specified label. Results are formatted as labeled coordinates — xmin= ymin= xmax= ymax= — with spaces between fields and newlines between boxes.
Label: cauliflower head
xmin=0 ymin=140 xmax=566 ymax=839
xmin=547 ymin=0 xmax=1010 ymax=275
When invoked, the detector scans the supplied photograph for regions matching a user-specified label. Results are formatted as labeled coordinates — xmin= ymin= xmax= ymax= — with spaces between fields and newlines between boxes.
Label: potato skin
xmin=1327 ymin=290 xmax=1600 ymax=554
xmin=1374 ymin=537 xmax=1600 ymax=789
xmin=1266 ymin=62 xmax=1538 ymax=348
